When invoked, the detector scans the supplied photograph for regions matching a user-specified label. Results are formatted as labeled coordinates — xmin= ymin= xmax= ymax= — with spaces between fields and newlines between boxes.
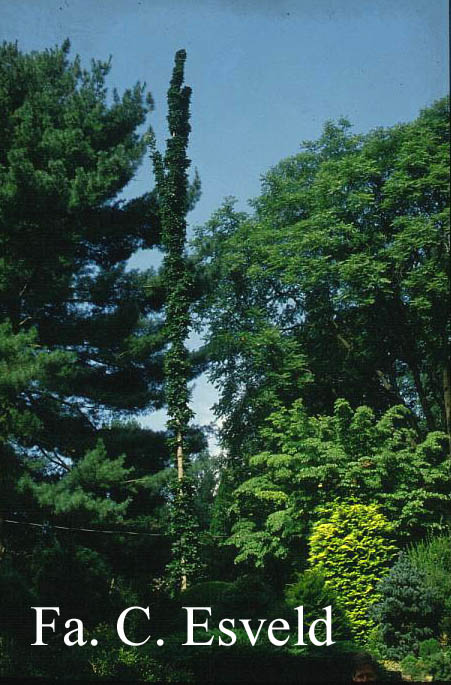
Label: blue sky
xmin=1 ymin=0 xmax=448 ymax=449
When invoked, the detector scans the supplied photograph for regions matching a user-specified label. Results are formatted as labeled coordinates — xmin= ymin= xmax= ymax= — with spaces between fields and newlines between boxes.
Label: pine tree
xmin=370 ymin=554 xmax=442 ymax=659
xmin=0 ymin=40 xmax=176 ymax=586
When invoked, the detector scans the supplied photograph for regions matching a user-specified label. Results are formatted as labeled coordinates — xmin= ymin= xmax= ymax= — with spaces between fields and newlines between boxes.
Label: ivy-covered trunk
xmin=151 ymin=50 xmax=198 ymax=592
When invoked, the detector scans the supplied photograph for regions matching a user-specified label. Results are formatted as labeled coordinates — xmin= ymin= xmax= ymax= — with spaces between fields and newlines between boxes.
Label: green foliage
xmin=408 ymin=534 xmax=451 ymax=635
xmin=419 ymin=638 xmax=441 ymax=659
xmin=193 ymin=98 xmax=450 ymax=459
xmin=136 ymin=629 xmax=365 ymax=683
xmin=369 ymin=553 xmax=442 ymax=659
xmin=176 ymin=575 xmax=273 ymax=623
xmin=285 ymin=569 xmax=350 ymax=642
xmin=84 ymin=623 xmax=172 ymax=681
xmin=0 ymin=558 xmax=36 ymax=645
xmin=226 ymin=398 xmax=449 ymax=574
xmin=0 ymin=39 xmax=449 ymax=680
xmin=0 ymin=39 xmax=173 ymax=538
xmin=400 ymin=654 xmax=428 ymax=681
xmin=180 ymin=580 xmax=234 ymax=611
xmin=424 ymin=647 xmax=451 ymax=681
xmin=29 ymin=541 xmax=114 ymax=626
xmin=192 ymin=198 xmax=312 ymax=461
xmin=189 ymin=449 xmax=221 ymax=529
xmin=165 ymin=474 xmax=206 ymax=594
xmin=308 ymin=502 xmax=397 ymax=641
xmin=0 ymin=42 xmax=203 ymax=677
xmin=401 ymin=640 xmax=451 ymax=682
xmin=19 ymin=439 xmax=132 ymax=521
xmin=151 ymin=49 xmax=195 ymax=442
xmin=150 ymin=50 xmax=204 ymax=592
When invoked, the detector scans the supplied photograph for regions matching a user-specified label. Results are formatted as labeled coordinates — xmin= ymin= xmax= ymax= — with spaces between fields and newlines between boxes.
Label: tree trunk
xmin=180 ymin=560 xmax=187 ymax=591
xmin=176 ymin=429 xmax=187 ymax=591
xmin=409 ymin=358 xmax=436 ymax=432
xmin=176 ymin=430 xmax=184 ymax=481
xmin=0 ymin=517 xmax=5 ymax=561
xmin=375 ymin=369 xmax=421 ymax=436
xmin=443 ymin=362 xmax=451 ymax=456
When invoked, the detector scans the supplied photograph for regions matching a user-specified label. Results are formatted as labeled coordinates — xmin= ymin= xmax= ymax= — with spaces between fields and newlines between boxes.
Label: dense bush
xmin=284 ymin=569 xmax=350 ymax=642
xmin=225 ymin=399 xmax=449 ymax=578
xmin=308 ymin=502 xmax=397 ymax=640
xmin=178 ymin=576 xmax=273 ymax=621
xmin=369 ymin=554 xmax=442 ymax=659
xmin=408 ymin=534 xmax=451 ymax=636
xmin=0 ymin=558 xmax=36 ymax=644
xmin=400 ymin=639 xmax=451 ymax=682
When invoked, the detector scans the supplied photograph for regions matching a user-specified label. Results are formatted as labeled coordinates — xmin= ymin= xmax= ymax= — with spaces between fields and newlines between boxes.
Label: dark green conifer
xmin=0 ymin=39 xmax=172 ymax=588
xmin=370 ymin=554 xmax=442 ymax=659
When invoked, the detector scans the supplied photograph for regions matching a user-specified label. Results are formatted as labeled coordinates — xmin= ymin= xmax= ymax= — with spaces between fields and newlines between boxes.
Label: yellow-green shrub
xmin=308 ymin=502 xmax=397 ymax=641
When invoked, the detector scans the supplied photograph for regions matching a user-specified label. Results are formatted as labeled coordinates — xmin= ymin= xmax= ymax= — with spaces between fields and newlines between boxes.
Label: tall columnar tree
xmin=152 ymin=49 xmax=193 ymax=480
xmin=151 ymin=50 xmax=199 ymax=590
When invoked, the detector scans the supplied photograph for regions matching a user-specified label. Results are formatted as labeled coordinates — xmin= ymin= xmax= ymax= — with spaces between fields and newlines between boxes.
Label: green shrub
xmin=400 ymin=641 xmax=451 ymax=683
xmin=308 ymin=502 xmax=397 ymax=641
xmin=225 ymin=575 xmax=273 ymax=615
xmin=284 ymin=568 xmax=350 ymax=642
xmin=408 ymin=534 xmax=451 ymax=636
xmin=179 ymin=576 xmax=272 ymax=621
xmin=179 ymin=581 xmax=234 ymax=612
xmin=369 ymin=554 xmax=442 ymax=659
xmin=400 ymin=654 xmax=428 ymax=681
xmin=426 ymin=647 xmax=451 ymax=681
xmin=85 ymin=624 xmax=191 ymax=681
xmin=418 ymin=638 xmax=441 ymax=659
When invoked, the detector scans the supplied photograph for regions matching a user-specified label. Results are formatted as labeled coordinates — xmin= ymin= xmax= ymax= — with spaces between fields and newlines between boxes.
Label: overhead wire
xmin=3 ymin=518 xmax=227 ymax=538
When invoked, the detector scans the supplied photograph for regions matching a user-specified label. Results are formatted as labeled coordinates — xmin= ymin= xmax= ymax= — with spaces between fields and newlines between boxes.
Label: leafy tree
xmin=0 ymin=42 xmax=210 ymax=657
xmin=0 ymin=41 xmax=208 ymax=676
xmin=192 ymin=199 xmax=312 ymax=462
xmin=193 ymin=98 xmax=450 ymax=458
xmin=151 ymin=49 xmax=195 ymax=479
xmin=225 ymin=399 xmax=449 ymax=576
